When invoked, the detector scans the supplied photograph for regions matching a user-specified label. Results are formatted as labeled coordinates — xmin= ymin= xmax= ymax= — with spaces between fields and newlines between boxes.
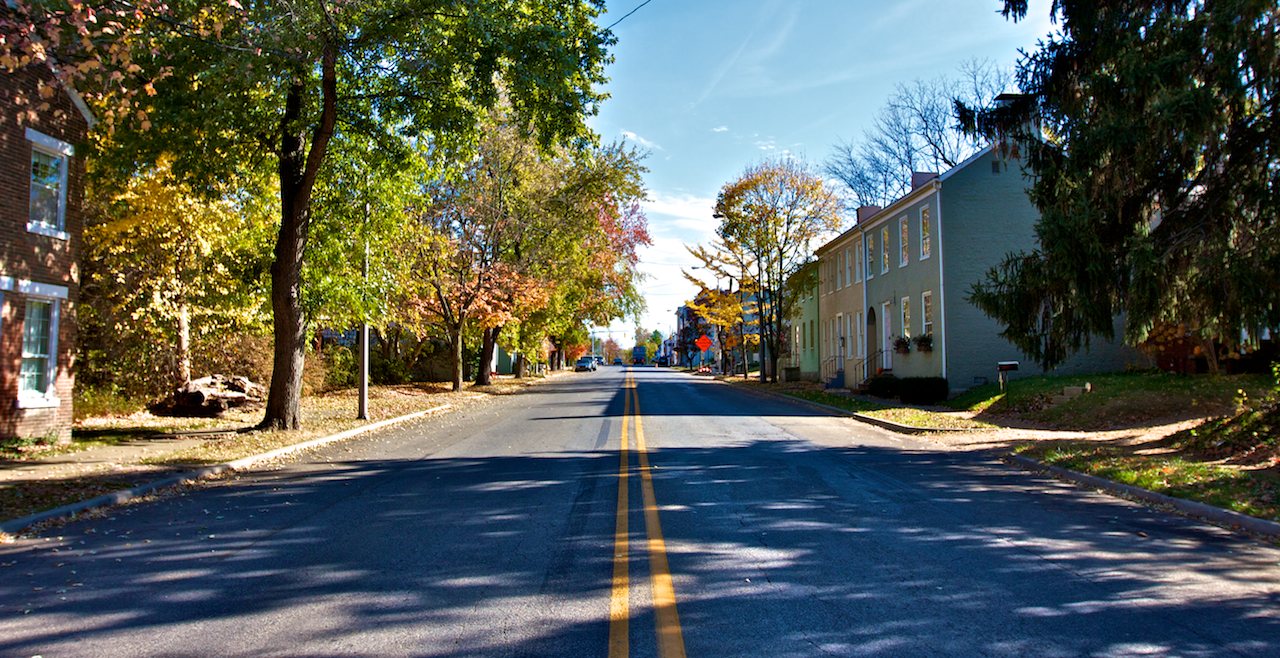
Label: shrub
xmin=898 ymin=377 xmax=950 ymax=405
xmin=866 ymin=374 xmax=899 ymax=399
xmin=74 ymin=385 xmax=148 ymax=420
xmin=320 ymin=345 xmax=357 ymax=390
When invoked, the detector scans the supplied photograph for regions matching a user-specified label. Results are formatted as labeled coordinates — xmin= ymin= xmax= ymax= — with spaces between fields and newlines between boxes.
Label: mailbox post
xmin=997 ymin=361 xmax=1019 ymax=393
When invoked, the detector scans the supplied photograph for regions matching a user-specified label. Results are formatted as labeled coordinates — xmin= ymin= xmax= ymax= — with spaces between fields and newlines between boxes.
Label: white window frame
xmin=854 ymin=244 xmax=863 ymax=283
xmin=899 ymin=216 xmax=909 ymax=267
xmin=866 ymin=234 xmax=875 ymax=280
xmin=922 ymin=291 xmax=934 ymax=335
xmin=920 ymin=207 xmax=932 ymax=260
xmin=844 ymin=248 xmax=852 ymax=287
xmin=900 ymin=296 xmax=911 ymax=339
xmin=18 ymin=297 xmax=61 ymax=408
xmin=836 ymin=313 xmax=844 ymax=358
xmin=26 ymin=128 xmax=72 ymax=241
xmin=856 ymin=311 xmax=865 ymax=358
xmin=836 ymin=252 xmax=844 ymax=290
xmin=881 ymin=227 xmax=890 ymax=274
xmin=1 ymin=278 xmax=67 ymax=408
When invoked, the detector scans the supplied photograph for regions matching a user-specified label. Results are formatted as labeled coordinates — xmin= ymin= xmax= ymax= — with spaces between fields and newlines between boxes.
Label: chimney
xmin=911 ymin=172 xmax=938 ymax=190
xmin=993 ymin=93 xmax=1038 ymax=160
xmin=856 ymin=205 xmax=881 ymax=223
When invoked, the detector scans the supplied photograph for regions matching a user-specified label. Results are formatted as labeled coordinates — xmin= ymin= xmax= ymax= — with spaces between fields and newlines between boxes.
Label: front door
xmin=882 ymin=301 xmax=892 ymax=370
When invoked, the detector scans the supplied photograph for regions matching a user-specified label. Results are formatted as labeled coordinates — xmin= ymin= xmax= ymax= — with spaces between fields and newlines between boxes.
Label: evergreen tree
xmin=961 ymin=0 xmax=1280 ymax=370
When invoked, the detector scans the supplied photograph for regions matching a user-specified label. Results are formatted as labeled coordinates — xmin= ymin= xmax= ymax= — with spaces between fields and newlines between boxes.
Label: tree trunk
xmin=261 ymin=45 xmax=338 ymax=430
xmin=476 ymin=325 xmax=502 ymax=385
xmin=176 ymin=303 xmax=191 ymax=385
xmin=449 ymin=324 xmax=464 ymax=392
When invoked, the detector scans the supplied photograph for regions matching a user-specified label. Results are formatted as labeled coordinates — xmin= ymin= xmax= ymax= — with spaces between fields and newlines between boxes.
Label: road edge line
xmin=0 ymin=404 xmax=453 ymax=536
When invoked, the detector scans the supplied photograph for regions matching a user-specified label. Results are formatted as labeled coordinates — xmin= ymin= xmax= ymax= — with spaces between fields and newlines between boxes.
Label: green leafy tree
xmin=35 ymin=0 xmax=613 ymax=428
xmin=960 ymin=0 xmax=1280 ymax=372
xmin=80 ymin=157 xmax=274 ymax=397
xmin=714 ymin=157 xmax=844 ymax=381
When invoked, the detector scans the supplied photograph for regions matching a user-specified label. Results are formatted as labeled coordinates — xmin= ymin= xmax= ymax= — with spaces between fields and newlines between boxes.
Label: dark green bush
xmin=866 ymin=374 xmax=899 ymax=399
xmin=898 ymin=377 xmax=950 ymax=405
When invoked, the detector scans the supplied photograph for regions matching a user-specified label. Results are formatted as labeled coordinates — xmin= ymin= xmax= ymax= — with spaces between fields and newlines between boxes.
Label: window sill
xmin=27 ymin=222 xmax=70 ymax=242
xmin=16 ymin=395 xmax=61 ymax=409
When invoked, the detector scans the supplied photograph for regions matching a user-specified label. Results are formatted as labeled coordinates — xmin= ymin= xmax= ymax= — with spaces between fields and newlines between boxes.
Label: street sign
xmin=696 ymin=334 xmax=713 ymax=352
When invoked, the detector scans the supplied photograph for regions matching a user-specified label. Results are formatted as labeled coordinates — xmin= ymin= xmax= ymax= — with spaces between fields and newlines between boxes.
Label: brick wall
xmin=0 ymin=67 xmax=90 ymax=442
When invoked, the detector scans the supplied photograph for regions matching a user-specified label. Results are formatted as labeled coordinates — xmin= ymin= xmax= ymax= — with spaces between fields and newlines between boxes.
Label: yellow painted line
xmin=608 ymin=377 xmax=631 ymax=658
xmin=632 ymin=383 xmax=688 ymax=658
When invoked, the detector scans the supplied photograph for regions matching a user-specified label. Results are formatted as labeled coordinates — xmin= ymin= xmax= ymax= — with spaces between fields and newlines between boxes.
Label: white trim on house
xmin=935 ymin=188 xmax=947 ymax=380
xmin=16 ymin=295 xmax=62 ymax=409
xmin=25 ymin=128 xmax=74 ymax=156
xmin=26 ymin=129 xmax=72 ymax=241
xmin=0 ymin=278 xmax=69 ymax=299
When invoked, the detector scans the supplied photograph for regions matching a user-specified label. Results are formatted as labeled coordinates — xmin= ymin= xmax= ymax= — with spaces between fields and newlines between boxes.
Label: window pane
xmin=23 ymin=300 xmax=52 ymax=357
xmin=20 ymin=357 xmax=47 ymax=393
xmin=881 ymin=228 xmax=889 ymax=272
xmin=921 ymin=208 xmax=932 ymax=258
xmin=901 ymin=298 xmax=911 ymax=338
xmin=21 ymin=300 xmax=53 ymax=394
xmin=30 ymin=151 xmax=62 ymax=228
xmin=900 ymin=219 xmax=909 ymax=265
xmin=923 ymin=292 xmax=933 ymax=334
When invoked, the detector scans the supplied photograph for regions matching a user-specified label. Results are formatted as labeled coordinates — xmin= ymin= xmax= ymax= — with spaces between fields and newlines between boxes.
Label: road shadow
xmin=1 ymin=434 xmax=1277 ymax=656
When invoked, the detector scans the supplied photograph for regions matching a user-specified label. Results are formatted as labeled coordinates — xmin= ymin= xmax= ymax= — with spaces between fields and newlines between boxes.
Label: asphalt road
xmin=2 ymin=367 xmax=1279 ymax=657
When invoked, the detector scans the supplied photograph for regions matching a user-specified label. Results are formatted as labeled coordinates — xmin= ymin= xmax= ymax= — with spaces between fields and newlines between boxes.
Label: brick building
xmin=0 ymin=68 xmax=94 ymax=442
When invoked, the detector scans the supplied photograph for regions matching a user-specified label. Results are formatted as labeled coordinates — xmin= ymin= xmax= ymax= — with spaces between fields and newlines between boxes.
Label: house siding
xmin=941 ymin=152 xmax=1139 ymax=391
xmin=0 ymin=69 xmax=89 ymax=442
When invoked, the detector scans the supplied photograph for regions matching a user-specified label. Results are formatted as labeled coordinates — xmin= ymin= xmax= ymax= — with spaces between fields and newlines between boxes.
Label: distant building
xmin=815 ymin=145 xmax=1138 ymax=392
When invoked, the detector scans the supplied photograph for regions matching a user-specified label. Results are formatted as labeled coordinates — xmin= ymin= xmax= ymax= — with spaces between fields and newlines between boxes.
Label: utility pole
xmin=358 ymin=201 xmax=370 ymax=420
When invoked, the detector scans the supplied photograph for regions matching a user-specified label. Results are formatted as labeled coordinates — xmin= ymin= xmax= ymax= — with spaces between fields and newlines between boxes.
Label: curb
xmin=0 ymin=403 xmax=453 ymax=536
xmin=732 ymin=383 xmax=978 ymax=435
xmin=1006 ymin=453 xmax=1280 ymax=540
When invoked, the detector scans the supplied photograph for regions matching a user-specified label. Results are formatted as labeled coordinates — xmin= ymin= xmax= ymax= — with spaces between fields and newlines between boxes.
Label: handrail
xmin=849 ymin=349 xmax=886 ymax=388
xmin=819 ymin=355 xmax=842 ymax=383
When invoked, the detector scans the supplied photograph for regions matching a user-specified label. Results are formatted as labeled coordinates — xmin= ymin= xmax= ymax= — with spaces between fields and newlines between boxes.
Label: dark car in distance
xmin=613 ymin=357 xmax=623 ymax=365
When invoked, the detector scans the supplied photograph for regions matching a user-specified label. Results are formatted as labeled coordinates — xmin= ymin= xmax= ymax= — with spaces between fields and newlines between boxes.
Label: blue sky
xmin=587 ymin=0 xmax=1056 ymax=346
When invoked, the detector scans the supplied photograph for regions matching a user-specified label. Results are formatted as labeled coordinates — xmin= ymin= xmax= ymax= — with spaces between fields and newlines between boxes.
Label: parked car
xmin=613 ymin=357 xmax=623 ymax=365
xmin=594 ymin=355 xmax=605 ymax=366
xmin=574 ymin=356 xmax=597 ymax=372
xmin=654 ymin=356 xmax=669 ymax=367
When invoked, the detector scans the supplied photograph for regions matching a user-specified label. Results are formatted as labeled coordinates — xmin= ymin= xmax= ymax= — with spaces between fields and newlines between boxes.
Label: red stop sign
xmin=695 ymin=334 xmax=713 ymax=351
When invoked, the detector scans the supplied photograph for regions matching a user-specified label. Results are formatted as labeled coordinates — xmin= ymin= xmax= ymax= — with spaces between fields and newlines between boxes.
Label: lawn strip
xmin=1015 ymin=442 xmax=1280 ymax=523
xmin=862 ymin=407 xmax=995 ymax=430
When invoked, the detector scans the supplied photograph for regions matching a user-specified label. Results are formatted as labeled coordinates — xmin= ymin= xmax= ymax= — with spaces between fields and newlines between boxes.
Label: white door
xmin=881 ymin=301 xmax=892 ymax=370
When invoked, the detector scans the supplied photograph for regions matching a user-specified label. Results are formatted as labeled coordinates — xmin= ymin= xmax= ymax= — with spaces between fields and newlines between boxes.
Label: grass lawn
xmin=1015 ymin=439 xmax=1280 ymax=523
xmin=744 ymin=386 xmax=995 ymax=430
xmin=944 ymin=371 xmax=1273 ymax=430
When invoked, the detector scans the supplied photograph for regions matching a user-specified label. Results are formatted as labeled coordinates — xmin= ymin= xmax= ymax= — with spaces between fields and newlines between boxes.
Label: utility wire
xmin=605 ymin=0 xmax=653 ymax=31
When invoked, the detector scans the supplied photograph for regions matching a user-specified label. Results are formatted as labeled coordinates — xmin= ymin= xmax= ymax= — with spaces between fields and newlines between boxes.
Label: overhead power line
xmin=606 ymin=0 xmax=653 ymax=31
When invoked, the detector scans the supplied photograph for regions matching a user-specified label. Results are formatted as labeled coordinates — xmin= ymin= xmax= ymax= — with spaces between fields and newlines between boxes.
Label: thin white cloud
xmin=621 ymin=130 xmax=662 ymax=150
xmin=642 ymin=192 xmax=717 ymax=225
xmin=712 ymin=126 xmax=729 ymax=132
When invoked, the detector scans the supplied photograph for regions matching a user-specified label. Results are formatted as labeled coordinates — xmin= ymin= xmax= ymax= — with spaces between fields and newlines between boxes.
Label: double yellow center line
xmin=609 ymin=374 xmax=687 ymax=658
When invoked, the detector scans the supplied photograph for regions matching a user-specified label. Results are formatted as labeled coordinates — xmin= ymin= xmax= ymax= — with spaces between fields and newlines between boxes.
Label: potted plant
xmin=893 ymin=335 xmax=911 ymax=354
xmin=913 ymin=333 xmax=933 ymax=353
